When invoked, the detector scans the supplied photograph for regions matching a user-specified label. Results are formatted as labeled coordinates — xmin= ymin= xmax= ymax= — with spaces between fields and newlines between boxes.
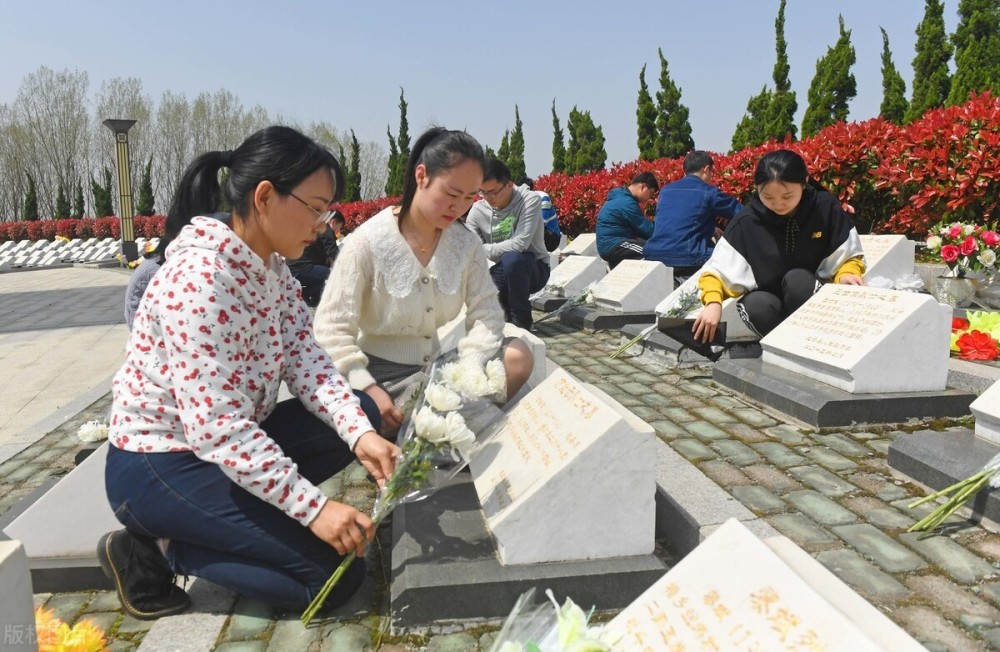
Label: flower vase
xmin=931 ymin=275 xmax=978 ymax=308
xmin=975 ymin=276 xmax=1000 ymax=310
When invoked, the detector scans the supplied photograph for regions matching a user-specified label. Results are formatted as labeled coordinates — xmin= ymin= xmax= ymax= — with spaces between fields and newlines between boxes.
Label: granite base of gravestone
xmin=618 ymin=323 xmax=761 ymax=367
xmin=558 ymin=305 xmax=657 ymax=331
xmin=888 ymin=429 xmax=1000 ymax=528
xmin=388 ymin=473 xmax=668 ymax=629
xmin=530 ymin=293 xmax=569 ymax=312
xmin=713 ymin=357 xmax=975 ymax=428
xmin=2 ymin=442 xmax=117 ymax=592
xmin=971 ymin=379 xmax=1000 ymax=445
xmin=532 ymin=255 xmax=608 ymax=313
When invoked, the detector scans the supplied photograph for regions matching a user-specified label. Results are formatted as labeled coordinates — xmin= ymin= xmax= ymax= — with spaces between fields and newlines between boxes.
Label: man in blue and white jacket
xmin=595 ymin=172 xmax=660 ymax=269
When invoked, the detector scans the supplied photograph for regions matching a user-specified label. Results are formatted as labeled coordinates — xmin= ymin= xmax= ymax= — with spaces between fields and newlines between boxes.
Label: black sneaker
xmin=97 ymin=529 xmax=191 ymax=620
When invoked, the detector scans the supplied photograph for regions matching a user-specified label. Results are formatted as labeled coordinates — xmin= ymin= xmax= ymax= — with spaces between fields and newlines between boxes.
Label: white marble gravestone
xmin=859 ymin=234 xmax=915 ymax=283
xmin=4 ymin=442 xmax=120 ymax=568
xmin=560 ymin=233 xmax=597 ymax=257
xmin=545 ymin=255 xmax=607 ymax=297
xmin=469 ymin=369 xmax=655 ymax=565
xmin=605 ymin=519 xmax=923 ymax=651
xmin=971 ymin=379 xmax=1000 ymax=445
xmin=591 ymin=260 xmax=673 ymax=313
xmin=654 ymin=273 xmax=758 ymax=342
xmin=761 ymin=284 xmax=951 ymax=393
xmin=0 ymin=541 xmax=35 ymax=652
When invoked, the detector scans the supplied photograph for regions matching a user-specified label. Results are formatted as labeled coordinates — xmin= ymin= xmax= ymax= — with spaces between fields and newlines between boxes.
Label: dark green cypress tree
xmin=565 ymin=107 xmax=607 ymax=175
xmin=765 ymin=0 xmax=797 ymax=142
xmin=484 ymin=146 xmax=497 ymax=159
xmin=54 ymin=183 xmax=71 ymax=219
xmin=345 ymin=129 xmax=362 ymax=202
xmin=92 ymin=169 xmax=114 ymax=217
xmin=22 ymin=174 xmax=38 ymax=221
xmin=551 ymin=99 xmax=567 ymax=173
xmin=948 ymin=0 xmax=1000 ymax=106
xmin=731 ymin=87 xmax=774 ymax=152
xmin=136 ymin=157 xmax=155 ymax=216
xmin=497 ymin=130 xmax=511 ymax=167
xmin=907 ymin=0 xmax=953 ymax=121
xmin=72 ymin=181 xmax=85 ymax=218
xmin=507 ymin=106 xmax=526 ymax=181
xmin=802 ymin=16 xmax=857 ymax=138
xmin=654 ymin=48 xmax=694 ymax=158
xmin=385 ymin=124 xmax=401 ymax=197
xmin=880 ymin=28 xmax=909 ymax=123
xmin=636 ymin=64 xmax=658 ymax=161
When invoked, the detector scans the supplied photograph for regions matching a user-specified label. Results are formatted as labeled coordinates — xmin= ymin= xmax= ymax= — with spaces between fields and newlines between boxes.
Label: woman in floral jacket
xmin=99 ymin=126 xmax=398 ymax=619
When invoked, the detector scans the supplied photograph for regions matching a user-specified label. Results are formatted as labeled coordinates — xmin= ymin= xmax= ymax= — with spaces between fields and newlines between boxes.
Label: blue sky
xmin=0 ymin=1 xmax=959 ymax=178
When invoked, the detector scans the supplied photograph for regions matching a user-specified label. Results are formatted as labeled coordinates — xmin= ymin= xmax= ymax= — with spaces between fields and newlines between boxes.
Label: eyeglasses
xmin=289 ymin=192 xmax=335 ymax=226
xmin=479 ymin=182 xmax=509 ymax=199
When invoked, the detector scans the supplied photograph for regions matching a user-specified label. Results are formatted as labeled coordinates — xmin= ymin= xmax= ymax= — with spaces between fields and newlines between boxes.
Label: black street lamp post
xmin=102 ymin=119 xmax=138 ymax=262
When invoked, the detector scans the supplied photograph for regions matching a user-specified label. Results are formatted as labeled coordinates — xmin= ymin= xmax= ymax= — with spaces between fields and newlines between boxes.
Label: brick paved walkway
xmin=5 ymin=321 xmax=1000 ymax=650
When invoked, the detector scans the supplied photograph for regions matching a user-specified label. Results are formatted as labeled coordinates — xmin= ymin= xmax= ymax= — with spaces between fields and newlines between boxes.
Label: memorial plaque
xmin=972 ymin=379 xmax=1000 ymax=445
xmin=469 ymin=369 xmax=655 ymax=564
xmin=859 ymin=234 xmax=915 ymax=282
xmin=561 ymin=232 xmax=598 ymax=257
xmin=592 ymin=260 xmax=673 ymax=313
xmin=655 ymin=274 xmax=758 ymax=342
xmin=761 ymin=284 xmax=951 ymax=393
xmin=545 ymin=255 xmax=607 ymax=297
xmin=605 ymin=519 xmax=923 ymax=651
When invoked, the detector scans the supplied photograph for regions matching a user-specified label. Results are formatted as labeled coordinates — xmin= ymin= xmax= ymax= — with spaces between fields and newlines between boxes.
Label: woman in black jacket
xmin=692 ymin=149 xmax=865 ymax=343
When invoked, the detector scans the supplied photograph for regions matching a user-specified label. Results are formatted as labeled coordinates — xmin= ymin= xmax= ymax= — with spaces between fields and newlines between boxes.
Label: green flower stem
xmin=908 ymin=471 xmax=987 ymax=508
xmin=907 ymin=472 xmax=993 ymax=534
xmin=609 ymin=325 xmax=655 ymax=359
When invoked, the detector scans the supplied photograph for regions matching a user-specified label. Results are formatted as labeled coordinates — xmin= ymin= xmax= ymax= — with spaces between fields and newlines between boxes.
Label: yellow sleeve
xmin=698 ymin=272 xmax=741 ymax=306
xmin=833 ymin=256 xmax=866 ymax=283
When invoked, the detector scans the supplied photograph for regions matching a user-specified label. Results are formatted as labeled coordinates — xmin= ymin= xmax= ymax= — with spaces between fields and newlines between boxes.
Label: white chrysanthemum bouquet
xmin=490 ymin=588 xmax=618 ymax=652
xmin=302 ymin=352 xmax=505 ymax=624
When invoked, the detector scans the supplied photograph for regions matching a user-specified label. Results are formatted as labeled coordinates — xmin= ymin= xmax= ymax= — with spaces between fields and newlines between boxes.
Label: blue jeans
xmin=489 ymin=252 xmax=550 ymax=328
xmin=104 ymin=392 xmax=380 ymax=611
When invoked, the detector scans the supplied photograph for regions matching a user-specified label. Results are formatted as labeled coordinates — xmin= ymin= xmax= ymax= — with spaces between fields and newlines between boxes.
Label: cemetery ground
xmin=4 ymin=268 xmax=1000 ymax=650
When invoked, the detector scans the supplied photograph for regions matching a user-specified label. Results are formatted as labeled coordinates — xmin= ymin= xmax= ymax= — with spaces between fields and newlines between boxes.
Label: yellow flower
xmin=35 ymin=607 xmax=61 ymax=648
xmin=35 ymin=608 xmax=109 ymax=652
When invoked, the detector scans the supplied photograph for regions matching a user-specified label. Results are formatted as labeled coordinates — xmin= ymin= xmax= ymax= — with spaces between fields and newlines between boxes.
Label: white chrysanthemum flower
xmin=440 ymin=358 xmax=493 ymax=397
xmin=443 ymin=411 xmax=475 ymax=452
xmin=425 ymin=383 xmax=462 ymax=412
xmin=926 ymin=235 xmax=943 ymax=252
xmin=979 ymin=249 xmax=997 ymax=267
xmin=485 ymin=359 xmax=507 ymax=396
xmin=413 ymin=406 xmax=448 ymax=444
xmin=77 ymin=420 xmax=109 ymax=443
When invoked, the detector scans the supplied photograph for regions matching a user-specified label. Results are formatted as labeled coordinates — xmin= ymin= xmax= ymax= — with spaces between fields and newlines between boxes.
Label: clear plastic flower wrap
xmin=301 ymin=350 xmax=505 ymax=625
xmin=489 ymin=588 xmax=618 ymax=652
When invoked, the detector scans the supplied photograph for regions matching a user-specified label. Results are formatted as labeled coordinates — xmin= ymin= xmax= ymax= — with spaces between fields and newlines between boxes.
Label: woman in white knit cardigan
xmin=314 ymin=128 xmax=533 ymax=433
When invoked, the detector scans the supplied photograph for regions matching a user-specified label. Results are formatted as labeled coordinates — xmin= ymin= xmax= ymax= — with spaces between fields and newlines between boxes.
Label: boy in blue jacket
xmin=595 ymin=172 xmax=659 ymax=269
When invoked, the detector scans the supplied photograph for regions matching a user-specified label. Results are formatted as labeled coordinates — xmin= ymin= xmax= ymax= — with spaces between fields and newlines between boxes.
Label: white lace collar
xmin=364 ymin=207 xmax=467 ymax=298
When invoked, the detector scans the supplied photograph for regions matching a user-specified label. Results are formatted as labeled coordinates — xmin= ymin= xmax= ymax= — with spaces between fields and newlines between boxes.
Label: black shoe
xmin=97 ymin=529 xmax=191 ymax=620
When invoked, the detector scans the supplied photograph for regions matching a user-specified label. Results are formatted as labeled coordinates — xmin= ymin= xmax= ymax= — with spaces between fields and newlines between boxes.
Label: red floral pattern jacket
xmin=110 ymin=216 xmax=373 ymax=525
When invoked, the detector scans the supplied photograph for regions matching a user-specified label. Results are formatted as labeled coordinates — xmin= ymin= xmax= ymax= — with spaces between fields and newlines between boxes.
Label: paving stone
xmin=839 ymin=496 xmax=914 ymax=529
xmin=787 ymin=466 xmax=857 ymax=497
xmin=115 ymin=613 xmax=153 ymax=635
xmin=619 ymin=381 xmax=653 ymax=396
xmin=832 ymin=523 xmax=927 ymax=573
xmin=767 ymin=513 xmax=838 ymax=547
xmin=691 ymin=406 xmax=737 ymax=424
xmin=660 ymin=407 xmax=696 ymax=423
xmin=984 ymin=583 xmax=1000 ymax=607
xmin=751 ymin=442 xmax=808 ymax=469
xmin=968 ymin=535 xmax=1000 ymax=563
xmin=697 ymin=459 xmax=751 ymax=487
xmin=742 ymin=465 xmax=804 ymax=495
xmin=42 ymin=592 xmax=87 ymax=624
xmin=892 ymin=605 xmax=983 ymax=652
xmin=731 ymin=486 xmax=786 ymax=514
xmin=648 ymin=420 xmax=685 ymax=440
xmin=846 ymin=471 xmax=908 ymax=501
xmin=708 ymin=395 xmax=745 ymax=410
xmin=899 ymin=532 xmax=998 ymax=584
xmin=639 ymin=393 xmax=673 ymax=410
xmin=848 ymin=430 xmax=881 ymax=441
xmin=74 ymin=610 xmax=120 ymax=636
xmin=982 ymin=627 xmax=1000 ymax=649
xmin=684 ymin=420 xmax=732 ymax=442
xmin=667 ymin=394 xmax=710 ymax=410
xmin=801 ymin=446 xmax=859 ymax=472
xmin=84 ymin=590 xmax=123 ymax=613
xmin=813 ymin=433 xmax=872 ymax=458
xmin=225 ymin=597 xmax=275 ymax=641
xmin=628 ymin=371 xmax=661 ymax=385
xmin=682 ymin=382 xmax=716 ymax=399
xmin=268 ymin=616 xmax=323 ymax=650
xmin=670 ymin=438 xmax=717 ymax=462
xmin=723 ymin=423 xmax=769 ymax=443
xmin=906 ymin=574 xmax=1000 ymax=623
xmin=710 ymin=440 xmax=761 ymax=467
xmin=815 ymin=548 xmax=910 ymax=602
xmin=4 ymin=462 xmax=42 ymax=483
xmin=764 ymin=424 xmax=808 ymax=445
xmin=216 ymin=642 xmax=267 ymax=652
xmin=651 ymin=382 xmax=684 ymax=396
xmin=319 ymin=623 xmax=372 ymax=651
xmin=786 ymin=490 xmax=857 ymax=525
xmin=731 ymin=408 xmax=778 ymax=428
xmin=868 ymin=439 xmax=892 ymax=455
xmin=425 ymin=632 xmax=479 ymax=651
